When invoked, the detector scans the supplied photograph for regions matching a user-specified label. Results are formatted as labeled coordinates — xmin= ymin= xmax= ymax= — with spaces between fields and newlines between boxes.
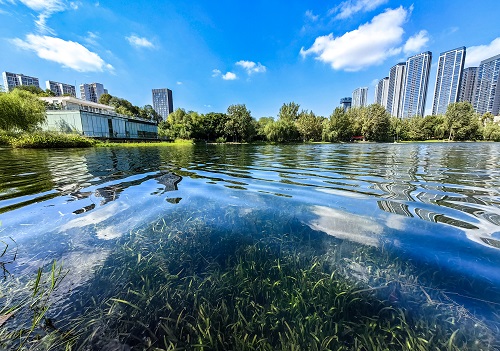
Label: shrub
xmin=10 ymin=132 xmax=97 ymax=148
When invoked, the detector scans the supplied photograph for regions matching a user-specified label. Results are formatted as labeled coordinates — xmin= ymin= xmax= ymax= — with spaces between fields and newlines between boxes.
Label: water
xmin=1 ymin=143 xmax=500 ymax=348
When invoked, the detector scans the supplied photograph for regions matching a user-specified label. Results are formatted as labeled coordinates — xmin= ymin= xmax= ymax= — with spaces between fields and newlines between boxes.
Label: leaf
xmin=0 ymin=312 xmax=14 ymax=327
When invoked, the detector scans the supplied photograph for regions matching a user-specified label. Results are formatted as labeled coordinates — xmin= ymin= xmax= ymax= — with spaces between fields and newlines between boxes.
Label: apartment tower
xmin=431 ymin=47 xmax=466 ymax=115
xmin=46 ymin=81 xmax=76 ymax=97
xmin=2 ymin=71 xmax=40 ymax=91
xmin=458 ymin=67 xmax=478 ymax=103
xmin=386 ymin=63 xmax=406 ymax=117
xmin=152 ymin=88 xmax=173 ymax=120
xmin=80 ymin=83 xmax=108 ymax=103
xmin=473 ymin=53 xmax=500 ymax=116
xmin=401 ymin=51 xmax=432 ymax=118
xmin=352 ymin=87 xmax=368 ymax=108
xmin=374 ymin=77 xmax=389 ymax=108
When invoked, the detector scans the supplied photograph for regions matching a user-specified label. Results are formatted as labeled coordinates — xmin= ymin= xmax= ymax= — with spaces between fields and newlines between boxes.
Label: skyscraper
xmin=340 ymin=97 xmax=352 ymax=112
xmin=152 ymin=88 xmax=173 ymax=120
xmin=431 ymin=47 xmax=466 ymax=115
xmin=459 ymin=67 xmax=478 ymax=103
xmin=374 ymin=77 xmax=389 ymax=108
xmin=80 ymin=83 xmax=108 ymax=103
xmin=46 ymin=80 xmax=76 ymax=97
xmin=386 ymin=63 xmax=406 ymax=117
xmin=473 ymin=53 xmax=500 ymax=116
xmin=352 ymin=87 xmax=368 ymax=108
xmin=401 ymin=51 xmax=432 ymax=118
xmin=2 ymin=71 xmax=40 ymax=91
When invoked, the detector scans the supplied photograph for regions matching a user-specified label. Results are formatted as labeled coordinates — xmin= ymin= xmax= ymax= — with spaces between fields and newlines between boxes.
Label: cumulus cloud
xmin=403 ymin=30 xmax=429 ymax=54
xmin=300 ymin=7 xmax=408 ymax=71
xmin=18 ymin=0 xmax=74 ymax=34
xmin=222 ymin=72 xmax=237 ymax=80
xmin=236 ymin=60 xmax=266 ymax=75
xmin=126 ymin=34 xmax=155 ymax=49
xmin=329 ymin=0 xmax=389 ymax=20
xmin=305 ymin=9 xmax=318 ymax=22
xmin=212 ymin=69 xmax=222 ymax=77
xmin=465 ymin=37 xmax=500 ymax=67
xmin=11 ymin=34 xmax=114 ymax=72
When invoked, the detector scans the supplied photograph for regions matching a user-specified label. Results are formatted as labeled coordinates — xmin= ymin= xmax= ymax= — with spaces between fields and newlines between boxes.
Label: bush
xmin=215 ymin=136 xmax=226 ymax=143
xmin=10 ymin=132 xmax=97 ymax=148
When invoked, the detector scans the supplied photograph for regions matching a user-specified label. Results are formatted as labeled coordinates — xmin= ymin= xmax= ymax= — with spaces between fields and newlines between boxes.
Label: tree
xmin=0 ymin=89 xmax=46 ymax=131
xmin=255 ymin=117 xmax=274 ymax=141
xmin=445 ymin=102 xmax=481 ymax=141
xmin=98 ymin=93 xmax=112 ymax=105
xmin=14 ymin=85 xmax=55 ymax=97
xmin=296 ymin=110 xmax=323 ymax=142
xmin=278 ymin=102 xmax=300 ymax=122
xmin=323 ymin=107 xmax=353 ymax=142
xmin=225 ymin=104 xmax=254 ymax=142
xmin=362 ymin=104 xmax=391 ymax=141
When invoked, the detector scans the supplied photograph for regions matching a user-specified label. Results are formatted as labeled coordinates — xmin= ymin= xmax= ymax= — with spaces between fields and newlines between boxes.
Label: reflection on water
xmin=1 ymin=143 xmax=500 ymax=345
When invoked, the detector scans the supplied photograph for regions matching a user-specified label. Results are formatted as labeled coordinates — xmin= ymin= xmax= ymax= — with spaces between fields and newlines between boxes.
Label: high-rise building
xmin=374 ymin=77 xmax=389 ymax=108
xmin=2 ymin=71 xmax=40 ymax=91
xmin=401 ymin=51 xmax=432 ymax=118
xmin=386 ymin=63 xmax=406 ymax=117
xmin=352 ymin=87 xmax=368 ymax=108
xmin=340 ymin=97 xmax=352 ymax=112
xmin=80 ymin=83 xmax=108 ymax=103
xmin=46 ymin=80 xmax=76 ymax=97
xmin=431 ymin=47 xmax=466 ymax=115
xmin=152 ymin=88 xmax=173 ymax=120
xmin=473 ymin=53 xmax=500 ymax=116
xmin=459 ymin=67 xmax=478 ymax=103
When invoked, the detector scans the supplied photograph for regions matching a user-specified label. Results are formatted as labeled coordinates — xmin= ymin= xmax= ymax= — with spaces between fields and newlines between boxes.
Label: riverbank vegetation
xmin=1 ymin=87 xmax=500 ymax=148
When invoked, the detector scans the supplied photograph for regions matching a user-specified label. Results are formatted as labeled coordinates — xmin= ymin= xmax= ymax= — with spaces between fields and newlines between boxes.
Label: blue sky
xmin=1 ymin=0 xmax=499 ymax=118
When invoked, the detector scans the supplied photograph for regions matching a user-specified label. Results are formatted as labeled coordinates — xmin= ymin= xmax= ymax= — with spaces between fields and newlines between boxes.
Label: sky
xmin=0 ymin=0 xmax=499 ymax=118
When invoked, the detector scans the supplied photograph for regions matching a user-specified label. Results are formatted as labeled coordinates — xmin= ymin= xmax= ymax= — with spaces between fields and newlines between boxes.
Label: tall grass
xmin=9 ymin=131 xmax=97 ymax=148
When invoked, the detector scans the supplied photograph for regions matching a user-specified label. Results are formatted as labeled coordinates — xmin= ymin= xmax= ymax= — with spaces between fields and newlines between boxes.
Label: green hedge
xmin=9 ymin=132 xmax=97 ymax=148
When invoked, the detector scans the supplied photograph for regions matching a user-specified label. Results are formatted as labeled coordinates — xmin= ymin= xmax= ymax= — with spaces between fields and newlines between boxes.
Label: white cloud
xmin=403 ymin=30 xmax=429 ymax=54
xmin=305 ymin=10 xmax=318 ymax=22
xmin=300 ymin=7 xmax=408 ymax=71
xmin=236 ymin=60 xmax=266 ymax=75
xmin=11 ymin=34 xmax=114 ymax=72
xmin=212 ymin=69 xmax=221 ymax=77
xmin=126 ymin=34 xmax=155 ymax=49
xmin=18 ymin=0 xmax=72 ymax=34
xmin=329 ymin=0 xmax=389 ymax=20
xmin=465 ymin=37 xmax=500 ymax=67
xmin=176 ymin=81 xmax=182 ymax=85
xmin=222 ymin=72 xmax=237 ymax=80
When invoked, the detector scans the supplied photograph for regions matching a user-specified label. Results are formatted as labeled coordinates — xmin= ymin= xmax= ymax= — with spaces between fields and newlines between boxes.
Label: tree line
xmin=160 ymin=101 xmax=500 ymax=142
xmin=1 ymin=86 xmax=499 ymax=143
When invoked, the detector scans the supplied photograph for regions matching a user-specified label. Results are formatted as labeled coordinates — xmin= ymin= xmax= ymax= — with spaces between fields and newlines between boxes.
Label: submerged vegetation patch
xmin=1 ymin=205 xmax=497 ymax=350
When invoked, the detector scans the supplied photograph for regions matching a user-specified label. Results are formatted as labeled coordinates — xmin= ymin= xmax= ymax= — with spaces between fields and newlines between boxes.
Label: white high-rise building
xmin=432 ymin=47 xmax=466 ymax=115
xmin=386 ymin=63 xmax=406 ymax=117
xmin=80 ymin=83 xmax=108 ymax=103
xmin=46 ymin=80 xmax=76 ymax=97
xmin=352 ymin=87 xmax=368 ymax=108
xmin=473 ymin=53 xmax=500 ymax=116
xmin=2 ymin=71 xmax=40 ymax=91
xmin=401 ymin=51 xmax=432 ymax=118
xmin=374 ymin=77 xmax=389 ymax=108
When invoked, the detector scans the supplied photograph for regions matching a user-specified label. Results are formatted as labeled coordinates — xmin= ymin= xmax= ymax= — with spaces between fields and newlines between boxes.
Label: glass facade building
xmin=386 ymin=63 xmax=406 ymax=117
xmin=152 ymin=88 xmax=174 ymax=120
xmin=401 ymin=51 xmax=432 ymax=118
xmin=431 ymin=47 xmax=466 ymax=115
xmin=459 ymin=67 xmax=478 ymax=104
xmin=374 ymin=77 xmax=389 ymax=108
xmin=473 ymin=54 xmax=500 ymax=116
xmin=352 ymin=87 xmax=368 ymax=108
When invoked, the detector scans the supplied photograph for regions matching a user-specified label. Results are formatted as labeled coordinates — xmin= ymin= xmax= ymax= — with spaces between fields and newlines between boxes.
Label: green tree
xmin=278 ymin=102 xmax=300 ymax=122
xmin=98 ymin=93 xmax=112 ymax=105
xmin=255 ymin=117 xmax=274 ymax=141
xmin=483 ymin=121 xmax=500 ymax=141
xmin=0 ymin=89 xmax=46 ymax=131
xmin=362 ymin=104 xmax=390 ymax=141
xmin=225 ymin=104 xmax=254 ymax=142
xmin=296 ymin=110 xmax=323 ymax=142
xmin=323 ymin=107 xmax=353 ymax=142
xmin=445 ymin=102 xmax=481 ymax=140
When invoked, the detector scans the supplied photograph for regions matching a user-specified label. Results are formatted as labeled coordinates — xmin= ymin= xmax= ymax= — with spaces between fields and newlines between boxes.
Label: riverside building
xmin=46 ymin=80 xmax=76 ymax=97
xmin=431 ymin=47 xmax=466 ymax=115
xmin=374 ymin=77 xmax=389 ymax=108
xmin=473 ymin=53 xmax=500 ymax=116
xmin=80 ymin=82 xmax=108 ymax=103
xmin=2 ymin=71 xmax=40 ymax=91
xmin=340 ymin=97 xmax=352 ymax=112
xmin=401 ymin=51 xmax=432 ymax=118
xmin=459 ymin=67 xmax=478 ymax=104
xmin=152 ymin=88 xmax=173 ymax=120
xmin=352 ymin=87 xmax=368 ymax=108
xmin=386 ymin=63 xmax=406 ymax=117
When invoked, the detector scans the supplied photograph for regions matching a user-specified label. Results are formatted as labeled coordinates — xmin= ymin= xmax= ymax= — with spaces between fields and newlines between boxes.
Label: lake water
xmin=1 ymin=143 xmax=500 ymax=349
